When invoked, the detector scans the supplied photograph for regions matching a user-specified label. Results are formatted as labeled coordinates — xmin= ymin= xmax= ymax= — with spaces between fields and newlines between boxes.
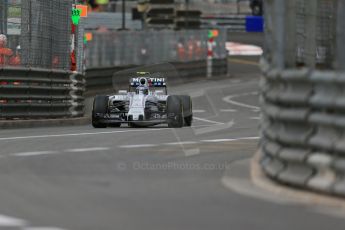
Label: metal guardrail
xmin=85 ymin=59 xmax=228 ymax=93
xmin=201 ymin=15 xmax=246 ymax=32
xmin=0 ymin=68 xmax=85 ymax=119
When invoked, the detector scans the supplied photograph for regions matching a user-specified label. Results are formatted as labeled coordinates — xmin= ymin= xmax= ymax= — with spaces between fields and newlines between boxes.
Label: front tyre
xmin=167 ymin=95 xmax=184 ymax=128
xmin=179 ymin=95 xmax=193 ymax=127
xmin=92 ymin=95 xmax=108 ymax=128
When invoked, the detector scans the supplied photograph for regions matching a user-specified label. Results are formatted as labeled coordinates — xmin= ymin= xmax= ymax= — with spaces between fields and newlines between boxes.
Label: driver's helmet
xmin=136 ymin=77 xmax=149 ymax=95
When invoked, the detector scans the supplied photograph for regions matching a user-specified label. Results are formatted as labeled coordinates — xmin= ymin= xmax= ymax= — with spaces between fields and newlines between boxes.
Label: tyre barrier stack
xmin=260 ymin=58 xmax=345 ymax=196
xmin=0 ymin=67 xmax=85 ymax=119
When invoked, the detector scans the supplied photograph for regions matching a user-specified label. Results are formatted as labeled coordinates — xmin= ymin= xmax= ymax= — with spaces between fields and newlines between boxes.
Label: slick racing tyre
xmin=167 ymin=95 xmax=184 ymax=128
xmin=92 ymin=95 xmax=108 ymax=128
xmin=179 ymin=95 xmax=193 ymax=127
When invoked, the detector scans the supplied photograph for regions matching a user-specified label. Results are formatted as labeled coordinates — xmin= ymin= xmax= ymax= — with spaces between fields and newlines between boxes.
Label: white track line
xmin=0 ymin=214 xmax=68 ymax=230
xmin=11 ymin=151 xmax=58 ymax=157
xmin=119 ymin=144 xmax=159 ymax=149
xmin=220 ymin=109 xmax=238 ymax=112
xmin=0 ymin=128 xmax=170 ymax=141
xmin=193 ymin=109 xmax=206 ymax=113
xmin=65 ymin=147 xmax=110 ymax=153
xmin=0 ymin=214 xmax=27 ymax=227
xmin=201 ymin=137 xmax=260 ymax=143
xmin=194 ymin=120 xmax=235 ymax=135
xmin=163 ymin=141 xmax=198 ymax=146
xmin=223 ymin=92 xmax=260 ymax=111
xmin=250 ymin=117 xmax=261 ymax=120
xmin=193 ymin=116 xmax=225 ymax=125
xmin=25 ymin=228 xmax=68 ymax=230
xmin=118 ymin=137 xmax=260 ymax=149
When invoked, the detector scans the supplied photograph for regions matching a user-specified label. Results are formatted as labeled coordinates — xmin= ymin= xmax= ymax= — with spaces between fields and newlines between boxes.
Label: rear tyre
xmin=92 ymin=95 xmax=108 ymax=128
xmin=167 ymin=95 xmax=183 ymax=128
xmin=179 ymin=95 xmax=193 ymax=127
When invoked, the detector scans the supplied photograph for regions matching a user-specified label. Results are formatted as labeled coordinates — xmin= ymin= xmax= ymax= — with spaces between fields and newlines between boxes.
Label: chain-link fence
xmin=86 ymin=29 xmax=227 ymax=69
xmin=0 ymin=0 xmax=72 ymax=70
xmin=264 ymin=0 xmax=336 ymax=69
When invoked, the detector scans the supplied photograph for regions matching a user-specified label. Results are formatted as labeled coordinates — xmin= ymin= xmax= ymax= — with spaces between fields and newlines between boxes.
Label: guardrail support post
xmin=207 ymin=37 xmax=214 ymax=78
xmin=336 ymin=0 xmax=345 ymax=70
xmin=304 ymin=0 xmax=318 ymax=68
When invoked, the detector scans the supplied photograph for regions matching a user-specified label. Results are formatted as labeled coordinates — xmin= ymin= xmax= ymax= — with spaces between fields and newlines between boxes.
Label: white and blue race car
xmin=92 ymin=73 xmax=192 ymax=128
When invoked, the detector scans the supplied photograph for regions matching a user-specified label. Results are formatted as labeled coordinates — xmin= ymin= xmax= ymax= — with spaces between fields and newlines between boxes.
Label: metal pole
xmin=236 ymin=0 xmax=240 ymax=14
xmin=273 ymin=0 xmax=286 ymax=70
xmin=122 ymin=0 xmax=126 ymax=30
xmin=0 ymin=0 xmax=3 ymax=34
xmin=285 ymin=0 xmax=297 ymax=68
xmin=0 ymin=0 xmax=8 ymax=34
xmin=185 ymin=0 xmax=189 ymax=29
xmin=207 ymin=36 xmax=213 ymax=78
xmin=304 ymin=0 xmax=317 ymax=68
xmin=336 ymin=0 xmax=345 ymax=70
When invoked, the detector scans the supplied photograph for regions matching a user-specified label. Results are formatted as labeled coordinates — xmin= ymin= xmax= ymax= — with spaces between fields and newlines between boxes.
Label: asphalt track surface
xmin=0 ymin=36 xmax=344 ymax=229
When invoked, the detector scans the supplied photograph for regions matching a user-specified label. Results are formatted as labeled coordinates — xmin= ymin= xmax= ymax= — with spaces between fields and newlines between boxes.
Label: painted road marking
xmin=11 ymin=151 xmax=58 ymax=157
xmin=164 ymin=141 xmax=198 ymax=146
xmin=0 ymin=128 xmax=171 ymax=141
xmin=250 ymin=117 xmax=261 ymax=120
xmin=193 ymin=116 xmax=225 ymax=125
xmin=118 ymin=136 xmax=260 ymax=149
xmin=223 ymin=92 xmax=260 ymax=111
xmin=0 ymin=124 xmax=227 ymax=142
xmin=0 ymin=214 xmax=27 ymax=227
xmin=201 ymin=137 xmax=259 ymax=143
xmin=193 ymin=109 xmax=206 ymax=113
xmin=65 ymin=147 xmax=110 ymax=153
xmin=194 ymin=120 xmax=235 ymax=135
xmin=25 ymin=228 xmax=68 ymax=230
xmin=220 ymin=109 xmax=237 ymax=112
xmin=119 ymin=144 xmax=159 ymax=149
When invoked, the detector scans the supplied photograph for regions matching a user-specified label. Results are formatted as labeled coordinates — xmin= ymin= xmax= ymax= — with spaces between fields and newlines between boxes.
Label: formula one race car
xmin=92 ymin=73 xmax=193 ymax=128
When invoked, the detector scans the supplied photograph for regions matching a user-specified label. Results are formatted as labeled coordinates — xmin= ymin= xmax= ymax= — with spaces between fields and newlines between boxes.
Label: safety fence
xmin=260 ymin=0 xmax=345 ymax=196
xmin=0 ymin=0 xmax=88 ymax=121
xmin=1 ymin=0 xmax=73 ymax=70
xmin=86 ymin=29 xmax=227 ymax=68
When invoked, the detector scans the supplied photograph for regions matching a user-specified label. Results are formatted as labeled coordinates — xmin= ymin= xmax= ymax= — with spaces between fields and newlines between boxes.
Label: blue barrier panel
xmin=245 ymin=16 xmax=264 ymax=32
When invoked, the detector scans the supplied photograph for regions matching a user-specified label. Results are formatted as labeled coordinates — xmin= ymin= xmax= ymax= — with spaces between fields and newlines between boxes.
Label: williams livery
xmin=92 ymin=73 xmax=193 ymax=128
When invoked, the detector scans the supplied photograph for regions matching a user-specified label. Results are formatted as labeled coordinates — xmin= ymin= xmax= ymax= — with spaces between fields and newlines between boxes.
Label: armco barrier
xmin=202 ymin=15 xmax=264 ymax=33
xmin=260 ymin=58 xmax=345 ymax=196
xmin=85 ymin=59 xmax=227 ymax=92
xmin=0 ymin=68 xmax=85 ymax=119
